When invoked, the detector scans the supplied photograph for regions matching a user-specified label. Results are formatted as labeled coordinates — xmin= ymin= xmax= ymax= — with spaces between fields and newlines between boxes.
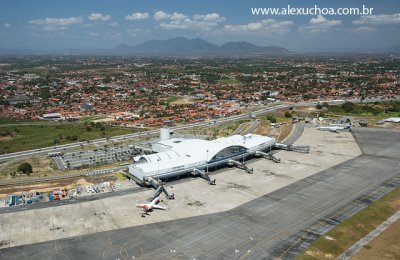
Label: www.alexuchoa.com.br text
xmin=251 ymin=5 xmax=374 ymax=16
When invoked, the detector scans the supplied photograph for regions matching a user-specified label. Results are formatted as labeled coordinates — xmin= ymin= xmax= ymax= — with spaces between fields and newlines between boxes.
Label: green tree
xmin=284 ymin=112 xmax=292 ymax=118
xmin=342 ymin=102 xmax=356 ymax=113
xmin=267 ymin=116 xmax=277 ymax=123
xmin=17 ymin=162 xmax=33 ymax=175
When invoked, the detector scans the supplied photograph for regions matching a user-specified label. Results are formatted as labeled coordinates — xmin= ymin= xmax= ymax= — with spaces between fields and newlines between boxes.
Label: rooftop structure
xmin=128 ymin=134 xmax=276 ymax=183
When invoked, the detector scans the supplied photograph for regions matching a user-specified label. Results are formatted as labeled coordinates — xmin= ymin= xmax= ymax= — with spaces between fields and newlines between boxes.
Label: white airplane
xmin=317 ymin=124 xmax=351 ymax=133
xmin=136 ymin=197 xmax=166 ymax=213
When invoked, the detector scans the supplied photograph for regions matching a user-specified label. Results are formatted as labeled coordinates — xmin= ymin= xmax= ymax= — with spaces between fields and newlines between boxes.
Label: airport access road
xmin=0 ymin=128 xmax=398 ymax=259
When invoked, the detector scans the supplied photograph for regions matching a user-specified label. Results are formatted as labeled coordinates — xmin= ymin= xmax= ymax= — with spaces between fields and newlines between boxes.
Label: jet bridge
xmin=227 ymin=159 xmax=254 ymax=174
xmin=274 ymin=143 xmax=310 ymax=154
xmin=255 ymin=151 xmax=281 ymax=163
xmin=144 ymin=177 xmax=175 ymax=200
xmin=191 ymin=168 xmax=216 ymax=185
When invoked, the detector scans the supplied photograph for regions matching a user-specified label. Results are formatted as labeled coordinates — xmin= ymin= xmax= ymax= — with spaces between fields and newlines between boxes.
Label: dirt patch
xmin=169 ymin=97 xmax=192 ymax=105
xmin=85 ymin=175 xmax=117 ymax=184
xmin=296 ymin=107 xmax=320 ymax=113
xmin=0 ymin=177 xmax=98 ymax=198
xmin=253 ymin=120 xmax=271 ymax=135
xmin=0 ymin=136 xmax=14 ymax=141
xmin=277 ymin=123 xmax=294 ymax=142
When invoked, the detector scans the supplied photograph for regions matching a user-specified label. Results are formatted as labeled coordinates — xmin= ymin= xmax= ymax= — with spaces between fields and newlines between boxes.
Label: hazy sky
xmin=0 ymin=0 xmax=399 ymax=52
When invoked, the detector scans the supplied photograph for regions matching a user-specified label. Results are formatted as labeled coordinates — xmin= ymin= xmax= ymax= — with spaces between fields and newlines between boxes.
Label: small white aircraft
xmin=136 ymin=197 xmax=166 ymax=214
xmin=317 ymin=124 xmax=351 ymax=133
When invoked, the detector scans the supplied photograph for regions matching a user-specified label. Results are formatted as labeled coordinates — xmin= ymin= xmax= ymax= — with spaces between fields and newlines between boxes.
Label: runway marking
xmin=119 ymin=225 xmax=145 ymax=259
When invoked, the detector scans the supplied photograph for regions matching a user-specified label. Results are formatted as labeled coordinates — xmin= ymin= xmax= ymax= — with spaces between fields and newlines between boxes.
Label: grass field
xmin=323 ymin=101 xmax=400 ymax=117
xmin=0 ymin=123 xmax=137 ymax=153
xmin=296 ymin=187 xmax=400 ymax=260
xmin=114 ymin=172 xmax=127 ymax=181
xmin=166 ymin=96 xmax=192 ymax=105
xmin=0 ymin=156 xmax=61 ymax=178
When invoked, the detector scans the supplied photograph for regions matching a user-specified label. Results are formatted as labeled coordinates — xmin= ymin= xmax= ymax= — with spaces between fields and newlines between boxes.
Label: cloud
xmin=109 ymin=22 xmax=118 ymax=27
xmin=88 ymin=32 xmax=100 ymax=36
xmin=125 ymin=12 xmax=149 ymax=21
xmin=170 ymin=12 xmax=187 ymax=21
xmin=300 ymin=15 xmax=342 ymax=33
xmin=353 ymin=26 xmax=376 ymax=32
xmin=29 ymin=16 xmax=83 ymax=31
xmin=88 ymin=13 xmax=111 ymax=21
xmin=29 ymin=17 xmax=83 ymax=26
xmin=154 ymin=11 xmax=170 ymax=21
xmin=193 ymin=13 xmax=224 ymax=22
xmin=352 ymin=13 xmax=400 ymax=25
xmin=155 ymin=10 xmax=225 ymax=30
xmin=224 ymin=19 xmax=293 ymax=34
xmin=3 ymin=23 xmax=11 ymax=28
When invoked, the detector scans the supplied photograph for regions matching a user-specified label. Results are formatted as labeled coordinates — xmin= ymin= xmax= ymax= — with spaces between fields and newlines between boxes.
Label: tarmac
xmin=0 ymin=127 xmax=399 ymax=259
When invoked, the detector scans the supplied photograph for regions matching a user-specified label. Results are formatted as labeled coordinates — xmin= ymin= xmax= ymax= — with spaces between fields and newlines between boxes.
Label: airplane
xmin=136 ymin=197 xmax=166 ymax=214
xmin=317 ymin=124 xmax=351 ymax=133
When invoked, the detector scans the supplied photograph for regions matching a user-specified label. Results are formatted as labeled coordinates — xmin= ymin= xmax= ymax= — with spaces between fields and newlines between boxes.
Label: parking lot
xmin=53 ymin=145 xmax=141 ymax=170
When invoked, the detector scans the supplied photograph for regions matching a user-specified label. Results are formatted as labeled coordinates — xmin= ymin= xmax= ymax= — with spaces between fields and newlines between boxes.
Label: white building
xmin=385 ymin=117 xmax=400 ymax=123
xmin=128 ymin=134 xmax=276 ymax=183
xmin=41 ymin=113 xmax=62 ymax=120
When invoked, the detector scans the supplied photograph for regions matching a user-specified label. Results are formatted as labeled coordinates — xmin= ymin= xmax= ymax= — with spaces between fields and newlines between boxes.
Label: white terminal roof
xmin=131 ymin=134 xmax=275 ymax=178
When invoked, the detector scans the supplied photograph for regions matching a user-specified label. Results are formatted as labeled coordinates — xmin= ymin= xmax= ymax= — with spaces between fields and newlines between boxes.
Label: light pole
xmin=157 ymin=158 xmax=160 ymax=176
xmin=243 ymin=141 xmax=245 ymax=163
xmin=206 ymin=149 xmax=209 ymax=173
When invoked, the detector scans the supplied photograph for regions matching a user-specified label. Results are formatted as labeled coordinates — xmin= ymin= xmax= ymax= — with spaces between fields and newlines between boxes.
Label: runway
xmin=0 ymin=127 xmax=399 ymax=259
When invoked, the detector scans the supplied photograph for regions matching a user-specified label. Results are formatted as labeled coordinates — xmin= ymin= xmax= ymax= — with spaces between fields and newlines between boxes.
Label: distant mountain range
xmin=1 ymin=37 xmax=400 ymax=55
xmin=111 ymin=37 xmax=289 ymax=55
xmin=0 ymin=37 xmax=289 ymax=56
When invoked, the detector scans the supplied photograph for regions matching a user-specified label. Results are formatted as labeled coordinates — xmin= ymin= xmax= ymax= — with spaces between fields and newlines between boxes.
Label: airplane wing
xmin=152 ymin=205 xmax=166 ymax=210
xmin=136 ymin=204 xmax=147 ymax=208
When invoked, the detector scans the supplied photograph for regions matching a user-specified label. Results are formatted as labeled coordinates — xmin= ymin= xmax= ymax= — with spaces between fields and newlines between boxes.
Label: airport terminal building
xmin=128 ymin=133 xmax=276 ymax=183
